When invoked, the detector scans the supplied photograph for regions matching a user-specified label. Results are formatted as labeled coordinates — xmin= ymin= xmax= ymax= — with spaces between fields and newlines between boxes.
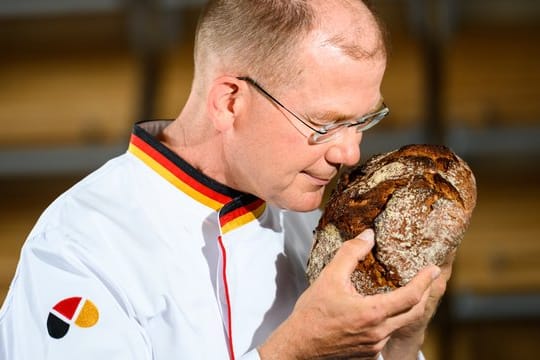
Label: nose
xmin=324 ymin=128 xmax=362 ymax=166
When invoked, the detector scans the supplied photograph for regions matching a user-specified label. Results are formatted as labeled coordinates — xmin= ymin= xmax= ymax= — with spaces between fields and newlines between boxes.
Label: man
xmin=0 ymin=1 xmax=450 ymax=359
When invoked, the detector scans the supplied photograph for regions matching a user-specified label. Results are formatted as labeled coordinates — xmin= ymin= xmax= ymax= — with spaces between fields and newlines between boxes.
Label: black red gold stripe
xmin=128 ymin=123 xmax=266 ymax=233
xmin=219 ymin=197 xmax=266 ymax=234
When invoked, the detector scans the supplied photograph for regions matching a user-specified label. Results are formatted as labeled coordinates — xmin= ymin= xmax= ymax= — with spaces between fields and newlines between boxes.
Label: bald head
xmin=194 ymin=0 xmax=386 ymax=90
xmin=313 ymin=0 xmax=387 ymax=60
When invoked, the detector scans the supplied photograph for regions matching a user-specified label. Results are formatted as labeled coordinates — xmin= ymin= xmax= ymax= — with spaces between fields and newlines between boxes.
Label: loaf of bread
xmin=306 ymin=144 xmax=477 ymax=295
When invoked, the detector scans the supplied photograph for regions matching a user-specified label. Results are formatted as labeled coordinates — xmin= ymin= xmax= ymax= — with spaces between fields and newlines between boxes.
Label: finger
xmin=440 ymin=254 xmax=455 ymax=279
xmin=323 ymin=229 xmax=375 ymax=279
xmin=445 ymin=248 xmax=457 ymax=263
xmin=370 ymin=265 xmax=440 ymax=318
xmin=346 ymin=336 xmax=389 ymax=360
xmin=384 ymin=285 xmax=432 ymax=332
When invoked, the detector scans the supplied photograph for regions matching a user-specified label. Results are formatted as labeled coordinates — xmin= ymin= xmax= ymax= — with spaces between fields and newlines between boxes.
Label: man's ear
xmin=207 ymin=76 xmax=245 ymax=132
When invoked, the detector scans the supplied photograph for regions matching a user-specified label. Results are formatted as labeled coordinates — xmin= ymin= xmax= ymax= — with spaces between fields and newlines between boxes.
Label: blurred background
xmin=0 ymin=1 xmax=539 ymax=358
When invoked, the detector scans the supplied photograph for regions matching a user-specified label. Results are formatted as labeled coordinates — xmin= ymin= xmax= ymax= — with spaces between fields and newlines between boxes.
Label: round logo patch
xmin=47 ymin=296 xmax=99 ymax=339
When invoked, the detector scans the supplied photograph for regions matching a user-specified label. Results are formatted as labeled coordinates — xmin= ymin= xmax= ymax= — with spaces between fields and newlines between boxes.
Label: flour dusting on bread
xmin=306 ymin=144 xmax=477 ymax=295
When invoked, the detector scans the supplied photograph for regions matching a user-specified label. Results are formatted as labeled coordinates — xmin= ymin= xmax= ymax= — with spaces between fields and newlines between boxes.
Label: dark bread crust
xmin=306 ymin=144 xmax=477 ymax=295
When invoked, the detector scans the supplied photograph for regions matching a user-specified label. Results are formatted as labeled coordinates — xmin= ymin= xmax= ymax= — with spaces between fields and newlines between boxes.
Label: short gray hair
xmin=194 ymin=0 xmax=387 ymax=89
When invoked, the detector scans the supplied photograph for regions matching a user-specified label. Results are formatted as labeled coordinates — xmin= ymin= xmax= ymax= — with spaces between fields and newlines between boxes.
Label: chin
xmin=275 ymin=191 xmax=324 ymax=212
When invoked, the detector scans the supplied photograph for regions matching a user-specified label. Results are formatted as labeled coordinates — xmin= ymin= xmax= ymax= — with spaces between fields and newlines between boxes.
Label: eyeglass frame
xmin=236 ymin=76 xmax=389 ymax=144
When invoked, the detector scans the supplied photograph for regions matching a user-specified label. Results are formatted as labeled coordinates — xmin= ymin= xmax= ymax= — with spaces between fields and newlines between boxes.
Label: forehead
xmin=292 ymin=33 xmax=386 ymax=119
xmin=288 ymin=1 xmax=385 ymax=105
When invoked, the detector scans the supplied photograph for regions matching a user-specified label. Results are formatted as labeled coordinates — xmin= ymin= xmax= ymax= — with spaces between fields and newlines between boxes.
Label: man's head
xmin=179 ymin=0 xmax=388 ymax=211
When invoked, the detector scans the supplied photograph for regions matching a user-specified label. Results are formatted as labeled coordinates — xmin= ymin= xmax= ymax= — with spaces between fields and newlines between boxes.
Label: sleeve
xmin=241 ymin=349 xmax=424 ymax=360
xmin=377 ymin=351 xmax=426 ymax=360
xmin=0 ymin=230 xmax=152 ymax=360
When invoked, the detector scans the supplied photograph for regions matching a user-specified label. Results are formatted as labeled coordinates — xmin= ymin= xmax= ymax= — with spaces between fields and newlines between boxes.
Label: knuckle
xmin=371 ymin=342 xmax=385 ymax=354
xmin=361 ymin=306 xmax=384 ymax=326
xmin=411 ymin=306 xmax=425 ymax=321
xmin=368 ymin=328 xmax=388 ymax=343
xmin=361 ymin=343 xmax=384 ymax=358
xmin=341 ymin=240 xmax=355 ymax=252
xmin=411 ymin=300 xmax=429 ymax=321
xmin=342 ymin=239 xmax=362 ymax=252
xmin=408 ymin=290 xmax=424 ymax=306
xmin=438 ymin=280 xmax=448 ymax=294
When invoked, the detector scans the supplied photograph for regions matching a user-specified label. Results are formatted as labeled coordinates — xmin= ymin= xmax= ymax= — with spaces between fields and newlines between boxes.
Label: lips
xmin=301 ymin=171 xmax=336 ymax=186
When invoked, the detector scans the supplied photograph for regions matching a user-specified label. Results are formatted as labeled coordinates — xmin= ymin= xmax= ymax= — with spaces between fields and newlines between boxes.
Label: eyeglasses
xmin=237 ymin=76 xmax=389 ymax=144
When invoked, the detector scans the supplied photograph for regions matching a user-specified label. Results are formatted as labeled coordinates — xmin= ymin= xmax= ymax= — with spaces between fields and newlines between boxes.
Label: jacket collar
xmin=128 ymin=120 xmax=266 ymax=233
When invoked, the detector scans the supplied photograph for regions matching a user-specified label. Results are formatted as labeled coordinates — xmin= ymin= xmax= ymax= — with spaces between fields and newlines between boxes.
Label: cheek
xmin=244 ymin=118 xmax=306 ymax=169
xmin=233 ymin=108 xmax=323 ymax=188
xmin=252 ymin=138 xmax=302 ymax=179
xmin=246 ymin=136 xmax=316 ymax=192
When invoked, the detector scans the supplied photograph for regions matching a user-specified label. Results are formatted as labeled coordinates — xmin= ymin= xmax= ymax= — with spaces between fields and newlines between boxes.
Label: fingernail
xmin=357 ymin=229 xmax=374 ymax=244
xmin=431 ymin=266 xmax=441 ymax=279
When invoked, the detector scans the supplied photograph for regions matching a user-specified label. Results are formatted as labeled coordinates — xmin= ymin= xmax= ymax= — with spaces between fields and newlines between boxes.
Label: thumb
xmin=324 ymin=229 xmax=375 ymax=279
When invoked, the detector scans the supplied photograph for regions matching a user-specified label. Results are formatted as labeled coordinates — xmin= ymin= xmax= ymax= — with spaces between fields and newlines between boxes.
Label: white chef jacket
xmin=0 ymin=120 xmax=319 ymax=360
xmin=0 ymin=120 xmax=425 ymax=360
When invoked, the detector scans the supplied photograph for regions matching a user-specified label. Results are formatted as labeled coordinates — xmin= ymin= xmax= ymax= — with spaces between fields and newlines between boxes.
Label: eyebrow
xmin=306 ymin=110 xmax=353 ymax=124
xmin=306 ymin=97 xmax=385 ymax=124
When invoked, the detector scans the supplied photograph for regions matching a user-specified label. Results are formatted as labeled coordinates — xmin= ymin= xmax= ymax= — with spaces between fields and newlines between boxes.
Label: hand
xmin=258 ymin=229 xmax=441 ymax=360
xmin=382 ymin=252 xmax=455 ymax=359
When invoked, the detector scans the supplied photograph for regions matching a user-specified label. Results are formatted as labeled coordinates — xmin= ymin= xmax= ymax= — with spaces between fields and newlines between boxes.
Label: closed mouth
xmin=301 ymin=171 xmax=335 ymax=186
